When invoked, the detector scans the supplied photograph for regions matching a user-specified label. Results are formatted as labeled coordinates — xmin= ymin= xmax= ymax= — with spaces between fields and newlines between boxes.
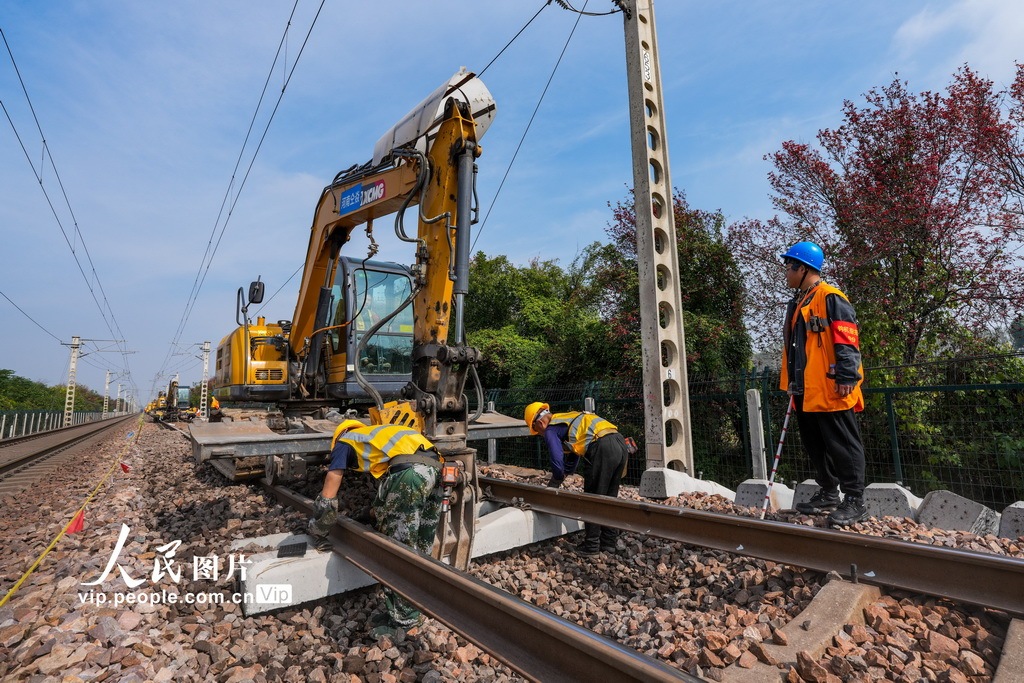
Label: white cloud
xmin=894 ymin=0 xmax=1024 ymax=83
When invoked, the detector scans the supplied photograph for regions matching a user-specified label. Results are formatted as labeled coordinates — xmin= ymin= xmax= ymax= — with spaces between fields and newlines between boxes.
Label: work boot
xmin=795 ymin=488 xmax=841 ymax=514
xmin=368 ymin=610 xmax=391 ymax=628
xmin=828 ymin=495 xmax=867 ymax=527
xmin=575 ymin=542 xmax=601 ymax=557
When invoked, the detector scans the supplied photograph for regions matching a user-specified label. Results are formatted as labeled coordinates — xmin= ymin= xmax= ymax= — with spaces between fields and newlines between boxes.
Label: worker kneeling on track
xmin=308 ymin=419 xmax=443 ymax=638
xmin=524 ymin=402 xmax=628 ymax=556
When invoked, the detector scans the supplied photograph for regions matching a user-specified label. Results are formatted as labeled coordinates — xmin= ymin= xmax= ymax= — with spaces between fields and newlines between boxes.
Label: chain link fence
xmin=480 ymin=353 xmax=1024 ymax=510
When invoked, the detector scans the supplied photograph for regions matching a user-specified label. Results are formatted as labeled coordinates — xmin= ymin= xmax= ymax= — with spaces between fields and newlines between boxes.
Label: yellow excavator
xmin=192 ymin=68 xmax=507 ymax=567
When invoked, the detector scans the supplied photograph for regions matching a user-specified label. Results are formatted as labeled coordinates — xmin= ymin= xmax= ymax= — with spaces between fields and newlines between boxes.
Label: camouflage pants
xmin=373 ymin=463 xmax=442 ymax=626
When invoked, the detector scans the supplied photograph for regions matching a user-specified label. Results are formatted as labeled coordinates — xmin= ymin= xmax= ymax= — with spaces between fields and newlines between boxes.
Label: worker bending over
xmin=308 ymin=420 xmax=443 ymax=637
xmin=524 ymin=402 xmax=628 ymax=556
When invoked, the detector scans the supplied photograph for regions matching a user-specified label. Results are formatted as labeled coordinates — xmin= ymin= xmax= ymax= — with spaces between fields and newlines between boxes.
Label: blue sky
xmin=1 ymin=1 xmax=1022 ymax=403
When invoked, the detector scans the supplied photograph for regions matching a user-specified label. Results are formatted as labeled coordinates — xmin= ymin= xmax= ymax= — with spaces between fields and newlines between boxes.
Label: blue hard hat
xmin=781 ymin=241 xmax=824 ymax=271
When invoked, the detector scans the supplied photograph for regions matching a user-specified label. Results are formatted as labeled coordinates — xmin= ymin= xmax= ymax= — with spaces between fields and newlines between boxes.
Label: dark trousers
xmin=581 ymin=432 xmax=628 ymax=550
xmin=794 ymin=397 xmax=866 ymax=497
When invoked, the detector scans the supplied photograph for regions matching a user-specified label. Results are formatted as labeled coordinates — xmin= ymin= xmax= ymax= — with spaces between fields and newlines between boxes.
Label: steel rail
xmin=266 ymin=485 xmax=699 ymax=683
xmin=480 ymin=477 xmax=1024 ymax=617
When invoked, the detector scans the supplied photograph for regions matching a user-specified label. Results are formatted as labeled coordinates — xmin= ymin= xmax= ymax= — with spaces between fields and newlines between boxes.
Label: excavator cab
xmin=322 ymin=257 xmax=413 ymax=401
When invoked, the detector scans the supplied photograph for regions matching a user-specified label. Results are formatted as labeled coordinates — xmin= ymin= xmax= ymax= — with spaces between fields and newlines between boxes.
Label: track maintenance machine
xmin=149 ymin=376 xmax=196 ymax=422
xmin=191 ymin=69 xmax=510 ymax=567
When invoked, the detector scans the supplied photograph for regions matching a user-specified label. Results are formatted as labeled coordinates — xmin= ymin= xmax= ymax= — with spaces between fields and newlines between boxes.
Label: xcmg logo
xmin=339 ymin=180 xmax=386 ymax=215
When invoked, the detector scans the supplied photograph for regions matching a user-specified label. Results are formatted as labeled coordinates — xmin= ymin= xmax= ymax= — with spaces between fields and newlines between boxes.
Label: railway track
xmin=256 ymin=466 xmax=1023 ymax=680
xmin=479 ymin=477 xmax=1024 ymax=617
xmin=265 ymin=483 xmax=700 ymax=682
xmin=2 ymin=421 xmax=1018 ymax=681
xmin=0 ymin=415 xmax=138 ymax=497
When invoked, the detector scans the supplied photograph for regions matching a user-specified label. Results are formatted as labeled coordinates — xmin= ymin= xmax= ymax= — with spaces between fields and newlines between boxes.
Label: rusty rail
xmin=480 ymin=477 xmax=1024 ymax=617
xmin=266 ymin=485 xmax=699 ymax=683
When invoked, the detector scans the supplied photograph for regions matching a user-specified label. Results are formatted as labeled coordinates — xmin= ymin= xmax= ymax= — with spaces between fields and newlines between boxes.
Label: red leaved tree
xmin=728 ymin=66 xmax=1024 ymax=367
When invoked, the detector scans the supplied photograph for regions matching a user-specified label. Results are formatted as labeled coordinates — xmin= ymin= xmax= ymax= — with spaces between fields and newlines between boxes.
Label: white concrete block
xmin=472 ymin=507 xmax=583 ymax=557
xmin=236 ymin=533 xmax=374 ymax=616
xmin=734 ymin=479 xmax=794 ymax=512
xmin=917 ymin=490 xmax=1000 ymax=535
xmin=639 ymin=468 xmax=735 ymax=500
xmin=999 ymin=502 xmax=1024 ymax=540
xmin=793 ymin=479 xmax=829 ymax=508
xmin=864 ymin=483 xmax=921 ymax=520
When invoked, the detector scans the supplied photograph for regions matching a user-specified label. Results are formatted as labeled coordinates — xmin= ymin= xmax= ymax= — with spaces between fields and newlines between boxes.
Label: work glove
xmin=311 ymin=534 xmax=333 ymax=552
xmin=546 ymin=476 xmax=564 ymax=489
xmin=308 ymin=495 xmax=340 ymax=539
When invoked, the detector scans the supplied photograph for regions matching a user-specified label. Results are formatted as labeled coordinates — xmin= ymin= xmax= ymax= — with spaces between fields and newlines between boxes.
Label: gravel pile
xmin=0 ymin=421 xmax=522 ymax=682
xmin=0 ymin=421 xmax=1015 ymax=681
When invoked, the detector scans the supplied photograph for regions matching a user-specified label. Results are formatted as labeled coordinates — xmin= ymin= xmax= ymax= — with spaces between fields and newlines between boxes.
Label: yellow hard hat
xmin=524 ymin=402 xmax=550 ymax=435
xmin=331 ymin=419 xmax=366 ymax=448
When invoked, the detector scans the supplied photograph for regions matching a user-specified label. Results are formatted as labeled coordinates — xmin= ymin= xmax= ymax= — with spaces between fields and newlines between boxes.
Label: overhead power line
xmin=160 ymin=0 xmax=327 ymax=380
xmin=473 ymin=0 xmax=594 ymax=252
xmin=1 ymin=27 xmax=135 ymax=386
xmin=0 ymin=289 xmax=63 ymax=342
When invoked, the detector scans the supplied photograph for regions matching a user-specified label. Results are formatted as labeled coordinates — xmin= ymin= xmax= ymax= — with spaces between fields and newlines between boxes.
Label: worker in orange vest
xmin=780 ymin=241 xmax=867 ymax=527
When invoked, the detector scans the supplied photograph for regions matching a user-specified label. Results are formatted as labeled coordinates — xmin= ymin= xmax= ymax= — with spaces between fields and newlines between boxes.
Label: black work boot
xmin=828 ymin=495 xmax=867 ymax=527
xmin=577 ymin=524 xmax=601 ymax=556
xmin=795 ymin=488 xmax=841 ymax=514
xmin=599 ymin=528 xmax=619 ymax=553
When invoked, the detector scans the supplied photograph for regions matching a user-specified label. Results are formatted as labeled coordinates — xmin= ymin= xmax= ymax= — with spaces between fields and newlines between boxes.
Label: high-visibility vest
xmin=331 ymin=425 xmax=437 ymax=479
xmin=779 ymin=281 xmax=864 ymax=413
xmin=548 ymin=412 xmax=618 ymax=457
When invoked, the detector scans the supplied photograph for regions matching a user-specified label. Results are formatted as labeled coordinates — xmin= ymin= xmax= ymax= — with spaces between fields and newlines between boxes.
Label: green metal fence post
xmin=884 ymin=391 xmax=905 ymax=485
xmin=761 ymin=369 xmax=774 ymax=447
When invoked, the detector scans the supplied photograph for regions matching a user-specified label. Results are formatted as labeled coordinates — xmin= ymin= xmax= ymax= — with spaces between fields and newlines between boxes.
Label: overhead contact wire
xmin=169 ymin=0 xmax=303 ymax=355
xmin=472 ymin=0 xmax=591 ymax=253
xmin=2 ymin=31 xmax=135 ymax=384
xmin=161 ymin=0 xmax=326 ymax=381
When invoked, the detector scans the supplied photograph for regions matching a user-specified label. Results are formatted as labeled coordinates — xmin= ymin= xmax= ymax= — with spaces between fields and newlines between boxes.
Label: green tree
xmin=593 ymin=189 xmax=753 ymax=379
xmin=0 ymin=368 xmax=105 ymax=411
xmin=466 ymin=250 xmax=615 ymax=389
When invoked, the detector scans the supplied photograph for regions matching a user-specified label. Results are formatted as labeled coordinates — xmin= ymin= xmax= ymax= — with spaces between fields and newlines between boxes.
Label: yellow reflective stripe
xmin=378 ymin=428 xmax=408 ymax=454
xmin=550 ymin=412 xmax=617 ymax=455
xmin=338 ymin=425 xmax=434 ymax=477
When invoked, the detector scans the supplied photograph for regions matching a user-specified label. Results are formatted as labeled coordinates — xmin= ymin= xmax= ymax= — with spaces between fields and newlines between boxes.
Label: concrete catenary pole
xmin=620 ymin=0 xmax=694 ymax=473
xmin=62 ymin=336 xmax=81 ymax=428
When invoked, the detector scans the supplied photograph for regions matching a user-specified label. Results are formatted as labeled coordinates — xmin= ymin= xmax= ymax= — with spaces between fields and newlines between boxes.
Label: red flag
xmin=120 ymin=462 xmax=132 ymax=473
xmin=67 ymin=510 xmax=85 ymax=534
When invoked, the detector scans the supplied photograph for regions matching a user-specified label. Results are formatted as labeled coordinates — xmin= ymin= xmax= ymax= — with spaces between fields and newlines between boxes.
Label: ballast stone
xmin=917 ymin=490 xmax=1000 ymax=535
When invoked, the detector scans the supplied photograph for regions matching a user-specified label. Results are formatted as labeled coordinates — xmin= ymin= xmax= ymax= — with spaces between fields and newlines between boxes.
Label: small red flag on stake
xmin=67 ymin=510 xmax=85 ymax=534
xmin=120 ymin=462 xmax=132 ymax=474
